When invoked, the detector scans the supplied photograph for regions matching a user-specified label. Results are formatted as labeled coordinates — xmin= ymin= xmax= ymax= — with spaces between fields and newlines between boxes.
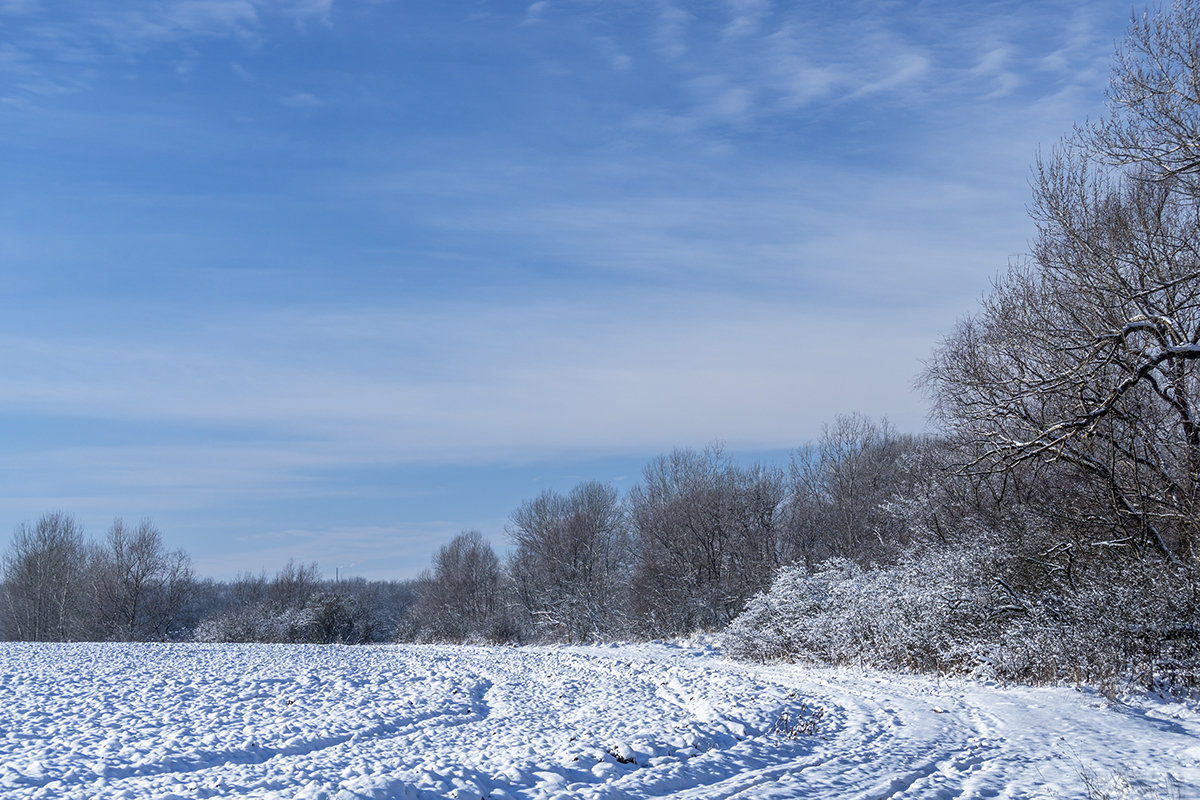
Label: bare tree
xmin=923 ymin=3 xmax=1200 ymax=563
xmin=1088 ymin=1 xmax=1200 ymax=188
xmin=407 ymin=530 xmax=504 ymax=642
xmin=90 ymin=518 xmax=195 ymax=641
xmin=266 ymin=559 xmax=322 ymax=609
xmin=926 ymin=165 xmax=1200 ymax=559
xmin=628 ymin=447 xmax=785 ymax=636
xmin=1 ymin=512 xmax=87 ymax=641
xmin=507 ymin=481 xmax=629 ymax=642
xmin=784 ymin=414 xmax=921 ymax=565
xmin=227 ymin=570 xmax=269 ymax=607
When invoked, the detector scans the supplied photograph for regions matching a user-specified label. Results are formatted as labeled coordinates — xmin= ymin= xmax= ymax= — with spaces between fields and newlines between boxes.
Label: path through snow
xmin=0 ymin=642 xmax=1197 ymax=799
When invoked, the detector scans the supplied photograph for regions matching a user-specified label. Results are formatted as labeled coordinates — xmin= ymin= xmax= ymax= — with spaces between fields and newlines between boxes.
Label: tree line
xmin=405 ymin=420 xmax=921 ymax=645
xmin=0 ymin=417 xmax=913 ymax=647
xmin=0 ymin=513 xmax=417 ymax=644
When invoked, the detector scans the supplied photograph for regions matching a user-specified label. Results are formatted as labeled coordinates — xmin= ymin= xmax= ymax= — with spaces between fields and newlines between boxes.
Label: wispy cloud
xmin=582 ymin=0 xmax=1123 ymax=140
xmin=0 ymin=290 xmax=936 ymax=460
xmin=85 ymin=0 xmax=332 ymax=44
xmin=968 ymin=46 xmax=1021 ymax=98
xmin=723 ymin=0 xmax=770 ymax=40
xmin=523 ymin=1 xmax=550 ymax=26
xmin=652 ymin=1 xmax=692 ymax=61
xmin=0 ymin=0 xmax=334 ymax=101
xmin=594 ymin=36 xmax=633 ymax=72
xmin=848 ymin=50 xmax=930 ymax=98
xmin=280 ymin=89 xmax=321 ymax=107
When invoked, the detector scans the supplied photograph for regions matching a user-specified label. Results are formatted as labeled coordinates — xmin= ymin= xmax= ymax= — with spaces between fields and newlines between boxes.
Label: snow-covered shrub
xmin=721 ymin=558 xmax=860 ymax=664
xmin=992 ymin=557 xmax=1200 ymax=691
xmin=724 ymin=530 xmax=1200 ymax=690
xmin=193 ymin=603 xmax=307 ymax=643
xmin=723 ymin=542 xmax=1001 ymax=673
xmin=193 ymin=590 xmax=383 ymax=644
xmin=190 ymin=559 xmax=411 ymax=644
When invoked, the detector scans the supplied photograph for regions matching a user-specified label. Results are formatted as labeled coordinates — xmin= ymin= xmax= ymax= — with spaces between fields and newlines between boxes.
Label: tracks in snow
xmin=1 ymin=642 xmax=1196 ymax=799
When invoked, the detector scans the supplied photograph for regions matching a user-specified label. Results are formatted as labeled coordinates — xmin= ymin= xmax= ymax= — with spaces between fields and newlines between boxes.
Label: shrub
xmin=723 ymin=536 xmax=1200 ymax=691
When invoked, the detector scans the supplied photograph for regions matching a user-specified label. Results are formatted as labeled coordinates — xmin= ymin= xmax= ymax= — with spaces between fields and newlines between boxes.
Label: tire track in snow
xmin=580 ymin=659 xmax=1010 ymax=800
xmin=784 ymin=670 xmax=1001 ymax=800
xmin=84 ymin=676 xmax=496 ymax=800
xmin=2 ymin=643 xmax=1197 ymax=799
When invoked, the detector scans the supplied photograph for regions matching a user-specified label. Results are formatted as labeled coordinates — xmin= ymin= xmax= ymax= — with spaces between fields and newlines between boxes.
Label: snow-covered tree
xmin=783 ymin=414 xmax=923 ymax=567
xmin=628 ymin=447 xmax=785 ymax=636
xmin=924 ymin=2 xmax=1200 ymax=563
xmin=405 ymin=530 xmax=507 ymax=643
xmin=89 ymin=518 xmax=194 ymax=641
xmin=508 ymin=482 xmax=629 ymax=642
xmin=1 ymin=512 xmax=88 ymax=641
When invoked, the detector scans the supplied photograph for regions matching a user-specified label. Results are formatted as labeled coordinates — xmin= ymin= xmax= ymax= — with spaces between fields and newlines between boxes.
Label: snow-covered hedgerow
xmin=722 ymin=543 xmax=1001 ymax=674
xmin=991 ymin=558 xmax=1200 ymax=691
xmin=723 ymin=540 xmax=1200 ymax=690
xmin=194 ymin=591 xmax=377 ymax=644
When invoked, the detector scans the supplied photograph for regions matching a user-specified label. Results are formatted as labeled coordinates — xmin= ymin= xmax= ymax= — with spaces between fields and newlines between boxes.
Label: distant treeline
xmin=0 ymin=416 xmax=915 ymax=646
xmin=0 ymin=513 xmax=416 ymax=644
xmin=404 ymin=418 xmax=922 ymax=645
xmin=1 ymin=400 xmax=1198 ymax=690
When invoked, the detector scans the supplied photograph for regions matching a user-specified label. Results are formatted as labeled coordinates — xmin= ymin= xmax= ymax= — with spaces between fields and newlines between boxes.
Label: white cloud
xmin=723 ymin=0 xmax=770 ymax=39
xmin=968 ymin=46 xmax=1021 ymax=98
xmin=0 ymin=0 xmax=336 ymax=98
xmin=167 ymin=0 xmax=260 ymax=35
xmin=106 ymin=0 xmax=333 ymax=43
xmin=848 ymin=50 xmax=930 ymax=99
xmin=523 ymin=1 xmax=550 ymax=25
xmin=0 ymin=289 xmax=936 ymax=464
xmin=609 ymin=5 xmax=941 ymax=134
xmin=653 ymin=2 xmax=692 ymax=61
xmin=85 ymin=1 xmax=260 ymax=50
xmin=281 ymin=89 xmax=322 ymax=107
xmin=592 ymin=1 xmax=1125 ymax=140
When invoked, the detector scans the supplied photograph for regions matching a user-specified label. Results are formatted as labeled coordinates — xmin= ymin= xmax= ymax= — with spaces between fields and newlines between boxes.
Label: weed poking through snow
xmin=769 ymin=701 xmax=825 ymax=739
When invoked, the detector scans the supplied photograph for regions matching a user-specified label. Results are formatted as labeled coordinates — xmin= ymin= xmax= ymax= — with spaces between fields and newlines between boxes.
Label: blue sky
xmin=1 ymin=0 xmax=1131 ymax=579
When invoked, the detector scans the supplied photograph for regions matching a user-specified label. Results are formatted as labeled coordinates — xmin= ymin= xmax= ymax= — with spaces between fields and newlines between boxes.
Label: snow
xmin=1 ymin=641 xmax=1197 ymax=799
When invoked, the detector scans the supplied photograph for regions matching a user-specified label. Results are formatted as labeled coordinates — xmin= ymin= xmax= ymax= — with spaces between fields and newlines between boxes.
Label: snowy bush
xmin=194 ymin=603 xmax=308 ymax=644
xmin=992 ymin=557 xmax=1200 ymax=691
xmin=194 ymin=588 xmax=386 ymax=644
xmin=723 ymin=533 xmax=1200 ymax=691
xmin=722 ymin=543 xmax=1001 ymax=673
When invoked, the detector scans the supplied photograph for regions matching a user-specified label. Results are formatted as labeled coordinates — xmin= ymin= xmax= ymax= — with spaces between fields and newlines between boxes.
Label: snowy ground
xmin=1 ymin=642 xmax=1197 ymax=799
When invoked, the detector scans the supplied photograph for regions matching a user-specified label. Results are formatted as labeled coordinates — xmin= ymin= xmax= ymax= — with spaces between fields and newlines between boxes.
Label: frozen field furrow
xmin=0 ymin=642 xmax=1197 ymax=799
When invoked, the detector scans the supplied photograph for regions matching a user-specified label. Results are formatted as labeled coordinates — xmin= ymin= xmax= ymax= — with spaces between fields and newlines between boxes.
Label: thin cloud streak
xmin=210 ymin=523 xmax=464 ymax=581
xmin=0 ymin=293 xmax=934 ymax=461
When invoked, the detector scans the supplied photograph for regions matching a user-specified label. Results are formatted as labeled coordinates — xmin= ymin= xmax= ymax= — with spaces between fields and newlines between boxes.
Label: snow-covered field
xmin=1 ymin=642 xmax=1197 ymax=799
